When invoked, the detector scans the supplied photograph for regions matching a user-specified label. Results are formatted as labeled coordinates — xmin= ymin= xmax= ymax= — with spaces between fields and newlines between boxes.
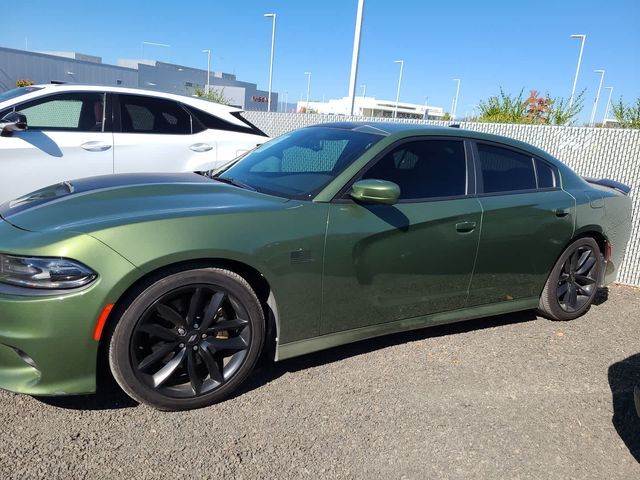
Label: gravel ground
xmin=1 ymin=285 xmax=639 ymax=479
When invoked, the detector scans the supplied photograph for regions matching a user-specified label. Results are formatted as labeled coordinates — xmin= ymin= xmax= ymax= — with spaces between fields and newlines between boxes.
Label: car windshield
xmin=0 ymin=86 xmax=44 ymax=104
xmin=216 ymin=126 xmax=385 ymax=200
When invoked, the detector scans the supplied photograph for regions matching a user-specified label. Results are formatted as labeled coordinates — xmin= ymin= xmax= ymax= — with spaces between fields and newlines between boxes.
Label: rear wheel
xmin=109 ymin=268 xmax=264 ymax=410
xmin=537 ymin=237 xmax=602 ymax=321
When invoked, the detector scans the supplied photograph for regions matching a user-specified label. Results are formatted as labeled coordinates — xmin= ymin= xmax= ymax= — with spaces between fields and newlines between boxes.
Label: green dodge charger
xmin=0 ymin=123 xmax=632 ymax=410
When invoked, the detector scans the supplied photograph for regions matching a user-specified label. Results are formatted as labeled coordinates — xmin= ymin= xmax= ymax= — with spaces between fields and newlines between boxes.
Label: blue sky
xmin=4 ymin=0 xmax=639 ymax=122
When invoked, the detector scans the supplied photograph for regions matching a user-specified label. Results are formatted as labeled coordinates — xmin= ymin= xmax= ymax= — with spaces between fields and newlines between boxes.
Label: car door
xmin=113 ymin=94 xmax=219 ymax=174
xmin=466 ymin=141 xmax=575 ymax=306
xmin=0 ymin=91 xmax=113 ymax=203
xmin=321 ymin=138 xmax=482 ymax=335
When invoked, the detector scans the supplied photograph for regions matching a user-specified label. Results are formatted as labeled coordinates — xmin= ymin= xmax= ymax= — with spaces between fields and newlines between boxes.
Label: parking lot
xmin=0 ymin=285 xmax=638 ymax=479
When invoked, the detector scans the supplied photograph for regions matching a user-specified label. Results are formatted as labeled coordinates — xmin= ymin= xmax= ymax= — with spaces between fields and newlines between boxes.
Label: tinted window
xmin=16 ymin=93 xmax=105 ymax=132
xmin=0 ymin=86 xmax=43 ymax=102
xmin=186 ymin=106 xmax=266 ymax=136
xmin=535 ymin=158 xmax=556 ymax=189
xmin=119 ymin=95 xmax=191 ymax=134
xmin=361 ymin=140 xmax=467 ymax=200
xmin=218 ymin=127 xmax=384 ymax=199
xmin=477 ymin=143 xmax=536 ymax=193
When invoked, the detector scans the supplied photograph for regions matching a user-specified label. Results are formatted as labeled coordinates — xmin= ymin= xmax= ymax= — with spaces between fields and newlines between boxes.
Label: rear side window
xmin=119 ymin=94 xmax=191 ymax=134
xmin=16 ymin=93 xmax=105 ymax=132
xmin=362 ymin=139 xmax=467 ymax=200
xmin=535 ymin=158 xmax=557 ymax=189
xmin=186 ymin=106 xmax=267 ymax=136
xmin=477 ymin=143 xmax=536 ymax=193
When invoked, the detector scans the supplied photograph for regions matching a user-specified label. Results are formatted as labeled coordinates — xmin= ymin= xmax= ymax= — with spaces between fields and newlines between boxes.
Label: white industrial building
xmin=296 ymin=96 xmax=445 ymax=119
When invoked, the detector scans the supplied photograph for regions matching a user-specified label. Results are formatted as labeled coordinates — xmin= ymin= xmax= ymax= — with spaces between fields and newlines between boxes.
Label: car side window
xmin=535 ymin=158 xmax=557 ymax=189
xmin=360 ymin=139 xmax=467 ymax=200
xmin=16 ymin=93 xmax=106 ymax=132
xmin=119 ymin=95 xmax=191 ymax=134
xmin=477 ymin=143 xmax=536 ymax=194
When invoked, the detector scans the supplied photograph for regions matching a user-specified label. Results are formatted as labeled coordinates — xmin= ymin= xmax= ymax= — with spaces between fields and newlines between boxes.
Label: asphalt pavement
xmin=1 ymin=285 xmax=639 ymax=479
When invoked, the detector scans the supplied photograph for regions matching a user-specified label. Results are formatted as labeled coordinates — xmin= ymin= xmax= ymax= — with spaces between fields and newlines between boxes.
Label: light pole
xmin=603 ymin=86 xmax=614 ymax=125
xmin=348 ymin=0 xmax=366 ymax=116
xmin=393 ymin=60 xmax=404 ymax=119
xmin=589 ymin=69 xmax=605 ymax=127
xmin=202 ymin=49 xmax=211 ymax=93
xmin=305 ymin=72 xmax=312 ymax=109
xmin=423 ymin=96 xmax=429 ymax=119
xmin=283 ymin=91 xmax=288 ymax=112
xmin=264 ymin=13 xmax=277 ymax=112
xmin=452 ymin=78 xmax=461 ymax=121
xmin=569 ymin=34 xmax=586 ymax=109
xmin=360 ymin=84 xmax=366 ymax=97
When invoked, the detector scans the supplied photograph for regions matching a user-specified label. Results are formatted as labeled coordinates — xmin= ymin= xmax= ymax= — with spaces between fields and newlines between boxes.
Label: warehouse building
xmin=0 ymin=46 xmax=277 ymax=111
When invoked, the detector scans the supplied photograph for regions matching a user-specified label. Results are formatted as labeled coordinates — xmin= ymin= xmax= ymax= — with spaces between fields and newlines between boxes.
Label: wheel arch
xmin=97 ymin=257 xmax=281 ymax=370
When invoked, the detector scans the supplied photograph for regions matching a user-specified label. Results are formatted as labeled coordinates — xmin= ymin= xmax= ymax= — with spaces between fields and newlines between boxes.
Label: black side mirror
xmin=0 ymin=112 xmax=28 ymax=136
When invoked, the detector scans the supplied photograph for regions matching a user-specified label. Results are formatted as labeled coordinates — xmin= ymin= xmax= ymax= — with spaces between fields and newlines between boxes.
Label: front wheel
xmin=537 ymin=237 xmax=602 ymax=321
xmin=109 ymin=268 xmax=264 ymax=411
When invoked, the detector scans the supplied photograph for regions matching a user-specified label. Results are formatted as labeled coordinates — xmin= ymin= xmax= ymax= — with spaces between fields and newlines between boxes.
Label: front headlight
xmin=0 ymin=254 xmax=97 ymax=289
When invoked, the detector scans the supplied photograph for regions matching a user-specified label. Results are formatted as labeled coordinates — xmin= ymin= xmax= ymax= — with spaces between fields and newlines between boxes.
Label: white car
xmin=0 ymin=84 xmax=268 ymax=203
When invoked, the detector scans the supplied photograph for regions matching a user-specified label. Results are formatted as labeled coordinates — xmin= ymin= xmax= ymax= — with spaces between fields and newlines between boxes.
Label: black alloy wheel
xmin=538 ymin=237 xmax=602 ymax=321
xmin=556 ymin=244 xmax=599 ymax=313
xmin=109 ymin=268 xmax=264 ymax=410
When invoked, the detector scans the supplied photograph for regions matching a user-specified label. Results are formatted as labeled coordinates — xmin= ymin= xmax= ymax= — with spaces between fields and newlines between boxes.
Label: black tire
xmin=109 ymin=268 xmax=264 ymax=411
xmin=537 ymin=237 xmax=602 ymax=321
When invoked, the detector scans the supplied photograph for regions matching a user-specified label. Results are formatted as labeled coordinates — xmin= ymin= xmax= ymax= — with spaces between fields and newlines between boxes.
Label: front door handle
xmin=455 ymin=221 xmax=477 ymax=233
xmin=189 ymin=143 xmax=214 ymax=152
xmin=555 ymin=208 xmax=571 ymax=217
xmin=81 ymin=141 xmax=112 ymax=152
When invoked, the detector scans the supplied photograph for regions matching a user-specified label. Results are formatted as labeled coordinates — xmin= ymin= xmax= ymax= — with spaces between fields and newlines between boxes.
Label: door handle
xmin=81 ymin=141 xmax=112 ymax=152
xmin=189 ymin=143 xmax=214 ymax=152
xmin=555 ymin=208 xmax=571 ymax=217
xmin=455 ymin=221 xmax=477 ymax=233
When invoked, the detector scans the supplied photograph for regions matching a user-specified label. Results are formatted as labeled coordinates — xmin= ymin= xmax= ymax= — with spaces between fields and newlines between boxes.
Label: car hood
xmin=0 ymin=173 xmax=289 ymax=233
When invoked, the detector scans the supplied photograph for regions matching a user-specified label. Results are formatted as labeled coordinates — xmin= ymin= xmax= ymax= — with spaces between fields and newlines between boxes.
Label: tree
xmin=478 ymin=88 xmax=528 ymax=124
xmin=192 ymin=86 xmax=230 ymax=105
xmin=611 ymin=97 xmax=640 ymax=128
xmin=16 ymin=79 xmax=34 ymax=87
xmin=441 ymin=112 xmax=452 ymax=121
xmin=523 ymin=90 xmax=553 ymax=123
xmin=548 ymin=90 xmax=584 ymax=126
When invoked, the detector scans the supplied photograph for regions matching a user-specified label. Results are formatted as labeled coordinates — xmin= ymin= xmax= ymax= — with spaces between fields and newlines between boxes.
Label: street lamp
xmin=202 ymin=49 xmax=211 ymax=93
xmin=603 ymin=86 xmax=614 ymax=125
xmin=569 ymin=34 xmax=586 ymax=109
xmin=393 ymin=60 xmax=404 ymax=119
xmin=305 ymin=71 xmax=312 ymax=109
xmin=348 ymin=0 xmax=366 ymax=116
xmin=423 ymin=96 xmax=429 ymax=120
xmin=360 ymin=84 xmax=366 ymax=97
xmin=451 ymin=78 xmax=461 ymax=121
xmin=589 ymin=69 xmax=605 ymax=127
xmin=264 ymin=13 xmax=277 ymax=112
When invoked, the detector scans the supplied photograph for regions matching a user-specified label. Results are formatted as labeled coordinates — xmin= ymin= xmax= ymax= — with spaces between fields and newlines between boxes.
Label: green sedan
xmin=0 ymin=123 xmax=632 ymax=410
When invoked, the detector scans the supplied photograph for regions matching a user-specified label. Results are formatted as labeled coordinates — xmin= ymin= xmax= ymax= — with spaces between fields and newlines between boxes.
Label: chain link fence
xmin=244 ymin=112 xmax=640 ymax=287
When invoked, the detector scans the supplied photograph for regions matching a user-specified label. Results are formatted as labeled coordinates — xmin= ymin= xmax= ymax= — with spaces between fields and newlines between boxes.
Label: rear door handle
xmin=189 ymin=143 xmax=214 ymax=152
xmin=555 ymin=208 xmax=571 ymax=217
xmin=81 ymin=141 xmax=112 ymax=152
xmin=455 ymin=221 xmax=477 ymax=233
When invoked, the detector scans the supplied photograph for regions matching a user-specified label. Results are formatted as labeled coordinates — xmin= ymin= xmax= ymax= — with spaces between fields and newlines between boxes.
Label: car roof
xmin=312 ymin=121 xmax=555 ymax=161
xmin=2 ymin=83 xmax=243 ymax=115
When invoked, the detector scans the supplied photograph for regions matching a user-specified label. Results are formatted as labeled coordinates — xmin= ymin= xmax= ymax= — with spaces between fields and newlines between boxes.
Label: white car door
xmin=0 ymin=92 xmax=113 ymax=203
xmin=113 ymin=93 xmax=219 ymax=174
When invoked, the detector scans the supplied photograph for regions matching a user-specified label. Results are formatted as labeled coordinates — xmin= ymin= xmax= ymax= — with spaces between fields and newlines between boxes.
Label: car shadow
xmin=608 ymin=353 xmax=640 ymax=463
xmin=234 ymin=308 xmax=538 ymax=400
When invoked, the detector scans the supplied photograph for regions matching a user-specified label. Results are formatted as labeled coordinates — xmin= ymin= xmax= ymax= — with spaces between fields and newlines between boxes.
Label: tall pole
xmin=264 ymin=13 xmax=277 ymax=112
xmin=305 ymin=71 xmax=312 ymax=109
xmin=603 ymin=86 xmax=614 ymax=124
xmin=202 ymin=49 xmax=211 ymax=93
xmin=589 ymin=69 xmax=605 ymax=127
xmin=393 ymin=59 xmax=404 ymax=119
xmin=284 ymin=91 xmax=288 ymax=112
xmin=452 ymin=78 xmax=461 ymax=121
xmin=569 ymin=34 xmax=586 ymax=109
xmin=423 ymin=96 xmax=429 ymax=119
xmin=360 ymin=84 xmax=366 ymax=97
xmin=348 ymin=0 xmax=366 ymax=116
